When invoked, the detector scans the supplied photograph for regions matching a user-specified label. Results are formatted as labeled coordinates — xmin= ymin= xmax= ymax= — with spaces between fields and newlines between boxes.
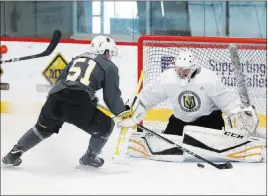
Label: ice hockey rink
xmin=1 ymin=0 xmax=267 ymax=194
xmin=0 ymin=43 xmax=267 ymax=195
xmin=1 ymin=113 xmax=266 ymax=195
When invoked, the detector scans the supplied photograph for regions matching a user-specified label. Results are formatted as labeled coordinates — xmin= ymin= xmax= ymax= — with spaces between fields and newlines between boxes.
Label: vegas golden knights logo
xmin=178 ymin=90 xmax=201 ymax=112
xmin=183 ymin=95 xmax=196 ymax=110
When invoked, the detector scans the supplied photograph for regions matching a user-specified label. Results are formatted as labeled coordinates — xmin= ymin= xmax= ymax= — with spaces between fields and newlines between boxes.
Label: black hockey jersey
xmin=48 ymin=52 xmax=125 ymax=115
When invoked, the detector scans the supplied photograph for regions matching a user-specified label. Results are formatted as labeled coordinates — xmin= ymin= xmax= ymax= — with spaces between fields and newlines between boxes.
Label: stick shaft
xmin=229 ymin=44 xmax=250 ymax=107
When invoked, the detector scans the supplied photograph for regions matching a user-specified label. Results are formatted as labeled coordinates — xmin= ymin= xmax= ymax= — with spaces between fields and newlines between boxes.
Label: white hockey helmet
xmin=90 ymin=35 xmax=118 ymax=60
xmin=174 ymin=50 xmax=198 ymax=86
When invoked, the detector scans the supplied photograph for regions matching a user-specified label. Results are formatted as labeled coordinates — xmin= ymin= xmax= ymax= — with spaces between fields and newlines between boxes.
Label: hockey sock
xmin=17 ymin=126 xmax=53 ymax=152
xmin=87 ymin=136 xmax=108 ymax=155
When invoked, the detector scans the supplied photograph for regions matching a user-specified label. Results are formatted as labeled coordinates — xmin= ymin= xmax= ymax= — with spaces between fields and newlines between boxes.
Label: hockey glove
xmin=225 ymin=105 xmax=259 ymax=135
xmin=115 ymin=105 xmax=135 ymax=128
xmin=117 ymin=96 xmax=146 ymax=128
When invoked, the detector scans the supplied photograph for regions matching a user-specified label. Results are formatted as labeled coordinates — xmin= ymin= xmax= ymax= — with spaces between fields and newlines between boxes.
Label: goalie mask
xmin=90 ymin=35 xmax=119 ymax=61
xmin=174 ymin=50 xmax=198 ymax=86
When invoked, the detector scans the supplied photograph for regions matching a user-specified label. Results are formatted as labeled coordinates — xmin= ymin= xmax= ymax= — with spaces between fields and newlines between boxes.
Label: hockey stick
xmin=0 ymin=30 xmax=62 ymax=64
xmin=229 ymin=44 xmax=250 ymax=107
xmin=229 ymin=44 xmax=259 ymax=132
xmin=137 ymin=125 xmax=233 ymax=169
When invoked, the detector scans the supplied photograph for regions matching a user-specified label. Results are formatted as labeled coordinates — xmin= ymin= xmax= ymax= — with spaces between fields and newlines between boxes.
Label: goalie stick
xmin=228 ymin=44 xmax=259 ymax=132
xmin=229 ymin=44 xmax=250 ymax=107
xmin=137 ymin=125 xmax=233 ymax=170
xmin=0 ymin=30 xmax=61 ymax=64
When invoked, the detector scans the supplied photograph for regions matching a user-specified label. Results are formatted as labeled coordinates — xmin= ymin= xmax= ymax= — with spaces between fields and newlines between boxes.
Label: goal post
xmin=137 ymin=35 xmax=267 ymax=134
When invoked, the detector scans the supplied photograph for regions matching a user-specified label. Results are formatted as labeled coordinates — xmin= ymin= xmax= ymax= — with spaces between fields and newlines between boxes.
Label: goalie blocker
xmin=127 ymin=125 xmax=266 ymax=163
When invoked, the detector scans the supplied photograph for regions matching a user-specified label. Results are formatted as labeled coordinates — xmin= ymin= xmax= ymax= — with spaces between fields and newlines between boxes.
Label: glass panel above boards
xmin=1 ymin=1 xmax=266 ymax=41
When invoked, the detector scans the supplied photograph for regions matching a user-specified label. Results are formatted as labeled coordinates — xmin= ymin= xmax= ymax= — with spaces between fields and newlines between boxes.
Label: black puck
xmin=225 ymin=162 xmax=233 ymax=169
xmin=197 ymin=163 xmax=205 ymax=168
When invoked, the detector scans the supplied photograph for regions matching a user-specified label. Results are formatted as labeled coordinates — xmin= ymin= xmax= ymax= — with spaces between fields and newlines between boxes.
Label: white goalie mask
xmin=174 ymin=50 xmax=198 ymax=86
xmin=90 ymin=35 xmax=119 ymax=60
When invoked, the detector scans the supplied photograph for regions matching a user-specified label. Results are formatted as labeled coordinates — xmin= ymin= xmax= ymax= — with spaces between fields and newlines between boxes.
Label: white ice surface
xmin=1 ymin=114 xmax=267 ymax=195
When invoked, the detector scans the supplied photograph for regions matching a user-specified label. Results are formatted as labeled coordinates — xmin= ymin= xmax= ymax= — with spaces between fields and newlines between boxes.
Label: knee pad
xmin=98 ymin=118 xmax=115 ymax=139
xmin=90 ymin=117 xmax=115 ymax=140
xmin=35 ymin=119 xmax=62 ymax=134
xmin=103 ymin=118 xmax=115 ymax=139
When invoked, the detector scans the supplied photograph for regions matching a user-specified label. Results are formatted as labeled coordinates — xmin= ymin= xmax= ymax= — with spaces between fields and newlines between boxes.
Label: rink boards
xmin=0 ymin=40 xmax=266 ymax=132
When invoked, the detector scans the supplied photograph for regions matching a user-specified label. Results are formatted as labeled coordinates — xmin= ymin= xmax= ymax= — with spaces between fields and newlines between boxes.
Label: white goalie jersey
xmin=139 ymin=67 xmax=242 ymax=122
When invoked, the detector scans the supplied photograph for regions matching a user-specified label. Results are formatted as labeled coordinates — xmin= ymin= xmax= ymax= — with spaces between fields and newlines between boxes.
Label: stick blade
xmin=41 ymin=30 xmax=62 ymax=56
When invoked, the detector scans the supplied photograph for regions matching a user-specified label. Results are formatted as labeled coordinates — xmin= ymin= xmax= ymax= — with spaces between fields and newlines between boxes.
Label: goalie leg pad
xmin=127 ymin=132 xmax=185 ymax=163
xmin=182 ymin=125 xmax=266 ymax=162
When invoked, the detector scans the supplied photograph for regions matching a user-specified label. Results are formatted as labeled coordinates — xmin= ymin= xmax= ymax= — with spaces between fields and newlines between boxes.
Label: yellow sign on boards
xmin=42 ymin=52 xmax=68 ymax=84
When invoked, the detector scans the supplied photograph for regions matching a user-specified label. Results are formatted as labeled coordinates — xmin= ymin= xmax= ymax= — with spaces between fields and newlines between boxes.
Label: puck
xmin=197 ymin=163 xmax=205 ymax=168
xmin=225 ymin=162 xmax=233 ymax=169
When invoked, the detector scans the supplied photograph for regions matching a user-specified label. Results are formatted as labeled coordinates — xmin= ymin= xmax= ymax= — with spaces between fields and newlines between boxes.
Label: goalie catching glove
xmin=224 ymin=105 xmax=259 ymax=136
xmin=116 ymin=96 xmax=146 ymax=128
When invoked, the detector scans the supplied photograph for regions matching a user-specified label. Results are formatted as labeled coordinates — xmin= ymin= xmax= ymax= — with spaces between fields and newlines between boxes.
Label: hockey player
xmin=2 ymin=35 xmax=133 ymax=168
xmin=119 ymin=50 xmax=264 ymax=163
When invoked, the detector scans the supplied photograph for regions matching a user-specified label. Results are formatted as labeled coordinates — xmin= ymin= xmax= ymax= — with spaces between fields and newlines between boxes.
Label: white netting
xmin=139 ymin=37 xmax=267 ymax=134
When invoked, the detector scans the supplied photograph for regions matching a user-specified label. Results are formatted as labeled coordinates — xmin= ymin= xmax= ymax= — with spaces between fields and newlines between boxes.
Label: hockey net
xmin=137 ymin=35 xmax=267 ymax=135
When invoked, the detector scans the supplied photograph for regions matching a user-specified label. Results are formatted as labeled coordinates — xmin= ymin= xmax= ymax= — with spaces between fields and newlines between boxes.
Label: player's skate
xmin=2 ymin=145 xmax=23 ymax=166
xmin=79 ymin=148 xmax=104 ymax=168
